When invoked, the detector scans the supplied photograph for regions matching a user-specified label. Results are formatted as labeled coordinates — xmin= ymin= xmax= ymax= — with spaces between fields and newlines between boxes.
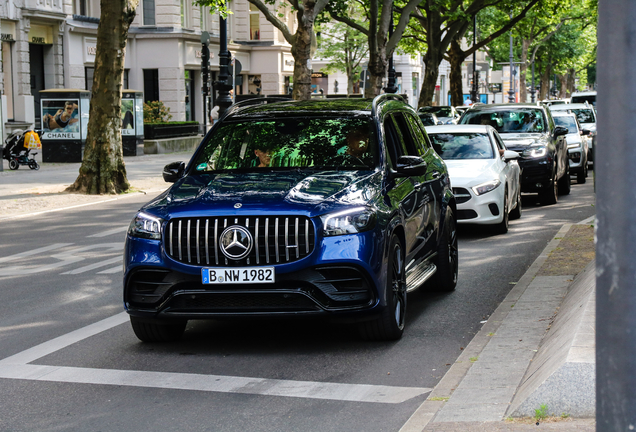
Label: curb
xmin=399 ymin=223 xmax=576 ymax=431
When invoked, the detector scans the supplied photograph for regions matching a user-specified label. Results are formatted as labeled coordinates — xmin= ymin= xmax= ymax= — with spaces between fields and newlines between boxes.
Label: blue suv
xmin=124 ymin=95 xmax=457 ymax=342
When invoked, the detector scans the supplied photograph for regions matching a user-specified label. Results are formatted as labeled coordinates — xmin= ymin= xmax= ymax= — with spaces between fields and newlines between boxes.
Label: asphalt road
xmin=0 ymin=177 xmax=595 ymax=432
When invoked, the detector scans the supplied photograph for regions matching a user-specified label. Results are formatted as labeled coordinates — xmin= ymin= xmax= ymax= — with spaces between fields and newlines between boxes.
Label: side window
xmin=405 ymin=113 xmax=429 ymax=156
xmin=493 ymin=132 xmax=506 ymax=151
xmin=383 ymin=116 xmax=402 ymax=167
xmin=392 ymin=113 xmax=419 ymax=156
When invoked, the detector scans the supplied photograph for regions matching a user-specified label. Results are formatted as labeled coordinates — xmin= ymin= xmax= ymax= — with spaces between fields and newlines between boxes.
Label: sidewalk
xmin=0 ymin=154 xmax=597 ymax=431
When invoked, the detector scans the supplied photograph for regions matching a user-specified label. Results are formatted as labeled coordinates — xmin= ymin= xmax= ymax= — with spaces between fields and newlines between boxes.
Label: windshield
xmin=553 ymin=116 xmax=578 ymax=133
xmin=419 ymin=114 xmax=438 ymax=126
xmin=192 ymin=117 xmax=378 ymax=172
xmin=420 ymin=107 xmax=452 ymax=117
xmin=461 ymin=108 xmax=546 ymax=133
xmin=571 ymin=95 xmax=596 ymax=106
xmin=427 ymin=133 xmax=494 ymax=160
xmin=570 ymin=109 xmax=595 ymax=124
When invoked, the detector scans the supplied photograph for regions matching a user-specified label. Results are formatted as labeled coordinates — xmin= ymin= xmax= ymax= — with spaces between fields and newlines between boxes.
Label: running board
xmin=406 ymin=263 xmax=437 ymax=292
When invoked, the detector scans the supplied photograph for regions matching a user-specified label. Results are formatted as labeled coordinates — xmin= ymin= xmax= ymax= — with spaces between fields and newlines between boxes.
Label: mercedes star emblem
xmin=234 ymin=203 xmax=242 ymax=208
xmin=219 ymin=226 xmax=252 ymax=260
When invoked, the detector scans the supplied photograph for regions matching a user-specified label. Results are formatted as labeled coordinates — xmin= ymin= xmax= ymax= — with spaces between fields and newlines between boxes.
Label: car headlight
xmin=523 ymin=146 xmax=547 ymax=158
xmin=472 ymin=179 xmax=501 ymax=196
xmin=320 ymin=207 xmax=376 ymax=237
xmin=128 ymin=212 xmax=163 ymax=240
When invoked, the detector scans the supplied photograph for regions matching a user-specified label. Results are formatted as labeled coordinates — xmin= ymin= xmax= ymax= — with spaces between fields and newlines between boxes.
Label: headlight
xmin=472 ymin=179 xmax=501 ymax=196
xmin=128 ymin=212 xmax=163 ymax=240
xmin=523 ymin=146 xmax=547 ymax=158
xmin=320 ymin=207 xmax=376 ymax=237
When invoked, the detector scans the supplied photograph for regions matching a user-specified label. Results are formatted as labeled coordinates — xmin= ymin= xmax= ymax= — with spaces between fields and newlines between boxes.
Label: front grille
xmin=453 ymin=187 xmax=472 ymax=204
xmin=165 ymin=216 xmax=315 ymax=266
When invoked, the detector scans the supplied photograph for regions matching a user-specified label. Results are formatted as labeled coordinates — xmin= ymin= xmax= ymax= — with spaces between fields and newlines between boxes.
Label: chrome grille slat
xmin=166 ymin=216 xmax=314 ymax=266
xmin=285 ymin=217 xmax=290 ymax=262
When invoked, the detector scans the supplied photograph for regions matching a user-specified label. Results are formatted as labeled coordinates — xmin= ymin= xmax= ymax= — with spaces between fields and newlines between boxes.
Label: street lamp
xmin=384 ymin=4 xmax=398 ymax=94
xmin=471 ymin=13 xmax=478 ymax=103
xmin=215 ymin=16 xmax=233 ymax=118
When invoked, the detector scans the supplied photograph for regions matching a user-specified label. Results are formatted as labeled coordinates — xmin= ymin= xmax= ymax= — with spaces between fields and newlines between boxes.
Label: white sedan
xmin=425 ymin=125 xmax=522 ymax=234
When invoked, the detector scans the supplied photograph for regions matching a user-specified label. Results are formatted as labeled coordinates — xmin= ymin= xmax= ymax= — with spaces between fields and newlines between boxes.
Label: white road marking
xmin=61 ymin=256 xmax=122 ymax=275
xmin=0 ymin=243 xmax=73 ymax=264
xmin=0 ymin=312 xmax=431 ymax=403
xmin=87 ymin=226 xmax=128 ymax=238
xmin=0 ymin=364 xmax=430 ymax=403
xmin=0 ymin=243 xmax=123 ymax=276
xmin=97 ymin=266 xmax=123 ymax=274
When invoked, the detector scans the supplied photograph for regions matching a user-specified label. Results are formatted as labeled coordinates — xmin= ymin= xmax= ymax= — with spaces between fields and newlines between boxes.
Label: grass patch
xmin=428 ymin=396 xmax=449 ymax=401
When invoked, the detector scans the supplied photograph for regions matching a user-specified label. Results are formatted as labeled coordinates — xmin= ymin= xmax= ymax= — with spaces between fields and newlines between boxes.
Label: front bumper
xmin=518 ymin=157 xmax=553 ymax=192
xmin=453 ymin=186 xmax=504 ymax=225
xmin=568 ymin=147 xmax=586 ymax=173
xmin=124 ymin=231 xmax=385 ymax=321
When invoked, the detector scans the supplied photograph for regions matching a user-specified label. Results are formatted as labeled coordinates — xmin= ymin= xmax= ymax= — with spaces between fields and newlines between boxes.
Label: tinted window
xmin=571 ymin=95 xmax=596 ymax=106
xmin=392 ymin=113 xmax=419 ymax=156
xmin=428 ymin=133 xmax=495 ymax=160
xmin=553 ymin=116 xmax=578 ymax=132
xmin=418 ymin=113 xmax=437 ymax=126
xmin=193 ymin=117 xmax=377 ymax=171
xmin=462 ymin=109 xmax=546 ymax=133
xmin=420 ymin=106 xmax=452 ymax=117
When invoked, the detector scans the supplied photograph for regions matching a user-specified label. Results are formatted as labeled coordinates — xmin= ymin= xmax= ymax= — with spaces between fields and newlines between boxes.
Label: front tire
xmin=509 ymin=187 xmax=522 ymax=220
xmin=429 ymin=208 xmax=458 ymax=292
xmin=577 ymin=163 xmax=587 ymax=184
xmin=358 ymin=235 xmax=406 ymax=341
xmin=130 ymin=317 xmax=187 ymax=342
xmin=558 ymin=164 xmax=571 ymax=195
xmin=494 ymin=188 xmax=509 ymax=234
xmin=9 ymin=159 xmax=18 ymax=170
xmin=540 ymin=168 xmax=558 ymax=205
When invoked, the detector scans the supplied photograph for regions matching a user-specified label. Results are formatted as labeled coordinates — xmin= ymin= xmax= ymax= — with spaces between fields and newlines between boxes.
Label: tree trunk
xmin=67 ymin=0 xmax=138 ymax=194
xmin=519 ymin=39 xmax=531 ymax=103
xmin=419 ymin=49 xmax=441 ymax=107
xmin=291 ymin=12 xmax=313 ymax=101
xmin=448 ymin=39 xmax=465 ymax=107
xmin=539 ymin=61 xmax=551 ymax=100
xmin=567 ymin=68 xmax=576 ymax=95
xmin=365 ymin=48 xmax=387 ymax=98
xmin=557 ymin=73 xmax=568 ymax=98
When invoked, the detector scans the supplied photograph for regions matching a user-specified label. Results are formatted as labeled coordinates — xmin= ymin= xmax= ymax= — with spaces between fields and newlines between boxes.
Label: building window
xmin=3 ymin=41 xmax=14 ymax=120
xmin=181 ymin=0 xmax=193 ymax=28
xmin=85 ymin=66 xmax=94 ymax=91
xmin=123 ymin=69 xmax=129 ymax=89
xmin=249 ymin=3 xmax=260 ymax=40
xmin=185 ymin=70 xmax=194 ymax=121
xmin=412 ymin=72 xmax=419 ymax=97
xmin=142 ymin=0 xmax=155 ymax=26
xmin=143 ymin=69 xmax=159 ymax=103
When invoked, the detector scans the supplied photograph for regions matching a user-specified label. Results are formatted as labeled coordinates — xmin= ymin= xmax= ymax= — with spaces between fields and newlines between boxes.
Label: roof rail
xmin=371 ymin=93 xmax=406 ymax=117
xmin=218 ymin=96 xmax=294 ymax=122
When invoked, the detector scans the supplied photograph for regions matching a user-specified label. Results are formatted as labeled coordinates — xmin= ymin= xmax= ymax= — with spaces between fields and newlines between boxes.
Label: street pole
xmin=383 ymin=4 xmax=398 ymax=94
xmin=530 ymin=60 xmax=536 ymax=103
xmin=201 ymin=31 xmax=210 ymax=132
xmin=508 ymin=32 xmax=515 ymax=103
xmin=597 ymin=0 xmax=636 ymax=429
xmin=215 ymin=16 xmax=233 ymax=118
xmin=471 ymin=13 xmax=478 ymax=103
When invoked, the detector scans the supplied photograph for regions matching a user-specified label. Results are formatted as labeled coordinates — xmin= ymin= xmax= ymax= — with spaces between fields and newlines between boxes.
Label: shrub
xmin=144 ymin=101 xmax=173 ymax=123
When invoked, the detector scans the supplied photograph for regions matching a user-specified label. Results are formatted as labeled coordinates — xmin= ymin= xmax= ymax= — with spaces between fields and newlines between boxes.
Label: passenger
xmin=345 ymin=128 xmax=370 ymax=159
xmin=254 ymin=147 xmax=273 ymax=167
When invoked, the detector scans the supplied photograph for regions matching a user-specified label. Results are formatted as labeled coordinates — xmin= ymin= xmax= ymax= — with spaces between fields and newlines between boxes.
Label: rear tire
xmin=358 ymin=235 xmax=406 ymax=341
xmin=509 ymin=187 xmax=522 ymax=220
xmin=494 ymin=188 xmax=509 ymax=234
xmin=130 ymin=317 xmax=186 ymax=342
xmin=429 ymin=208 xmax=458 ymax=292
xmin=558 ymin=165 xmax=571 ymax=195
xmin=540 ymin=168 xmax=558 ymax=205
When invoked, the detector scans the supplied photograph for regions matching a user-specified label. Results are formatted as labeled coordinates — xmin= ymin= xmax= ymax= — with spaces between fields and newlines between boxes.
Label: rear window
xmin=420 ymin=107 xmax=452 ymax=117
xmin=571 ymin=109 xmax=595 ymax=124
xmin=461 ymin=109 xmax=546 ymax=133
xmin=427 ymin=133 xmax=494 ymax=160
xmin=192 ymin=117 xmax=378 ymax=172
xmin=553 ymin=116 xmax=578 ymax=132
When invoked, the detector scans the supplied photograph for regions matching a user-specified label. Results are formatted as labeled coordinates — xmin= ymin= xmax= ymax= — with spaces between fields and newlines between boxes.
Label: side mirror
xmin=581 ymin=129 xmax=591 ymax=136
xmin=502 ymin=150 xmax=520 ymax=161
xmin=554 ymin=126 xmax=568 ymax=137
xmin=395 ymin=155 xmax=428 ymax=177
xmin=163 ymin=161 xmax=185 ymax=183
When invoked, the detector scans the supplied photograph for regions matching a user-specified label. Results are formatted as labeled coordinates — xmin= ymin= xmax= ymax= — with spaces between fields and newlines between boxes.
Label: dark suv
xmin=460 ymin=104 xmax=569 ymax=204
xmin=124 ymin=95 xmax=457 ymax=342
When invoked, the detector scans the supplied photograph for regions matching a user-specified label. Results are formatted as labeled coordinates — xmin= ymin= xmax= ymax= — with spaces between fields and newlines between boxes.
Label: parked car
xmin=541 ymin=99 xmax=569 ymax=106
xmin=418 ymin=106 xmax=461 ymax=124
xmin=124 ymin=95 xmax=458 ymax=343
xmin=459 ymin=103 xmax=570 ymax=205
xmin=425 ymin=125 xmax=522 ymax=234
xmin=418 ymin=111 xmax=442 ymax=126
xmin=548 ymin=102 xmax=596 ymax=163
xmin=551 ymin=112 xmax=589 ymax=183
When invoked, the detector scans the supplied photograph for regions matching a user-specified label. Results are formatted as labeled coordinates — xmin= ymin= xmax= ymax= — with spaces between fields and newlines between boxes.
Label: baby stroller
xmin=2 ymin=129 xmax=41 ymax=170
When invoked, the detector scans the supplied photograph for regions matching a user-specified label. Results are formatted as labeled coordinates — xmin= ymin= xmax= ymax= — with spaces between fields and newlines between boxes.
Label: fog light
xmin=536 ymin=183 xmax=543 ymax=188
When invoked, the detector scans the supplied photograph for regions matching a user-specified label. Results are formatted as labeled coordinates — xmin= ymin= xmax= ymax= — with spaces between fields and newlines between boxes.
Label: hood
xmin=141 ymin=170 xmax=382 ymax=219
xmin=500 ymin=132 xmax=549 ymax=151
xmin=445 ymin=159 xmax=499 ymax=187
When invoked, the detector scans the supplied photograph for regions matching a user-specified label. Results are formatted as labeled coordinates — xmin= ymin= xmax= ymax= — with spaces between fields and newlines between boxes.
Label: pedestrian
xmin=210 ymin=105 xmax=220 ymax=124
xmin=463 ymin=97 xmax=472 ymax=106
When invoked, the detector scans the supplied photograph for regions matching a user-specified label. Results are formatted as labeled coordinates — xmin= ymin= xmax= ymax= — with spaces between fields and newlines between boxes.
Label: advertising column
xmin=40 ymin=90 xmax=89 ymax=162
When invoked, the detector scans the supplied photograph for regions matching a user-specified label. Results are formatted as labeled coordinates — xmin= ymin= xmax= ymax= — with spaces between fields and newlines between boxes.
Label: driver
xmin=345 ymin=128 xmax=370 ymax=159
xmin=254 ymin=147 xmax=273 ymax=167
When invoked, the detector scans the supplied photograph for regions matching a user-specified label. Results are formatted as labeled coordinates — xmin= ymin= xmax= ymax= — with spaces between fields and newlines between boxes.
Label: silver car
xmin=551 ymin=112 xmax=589 ymax=184
xmin=549 ymin=102 xmax=596 ymax=162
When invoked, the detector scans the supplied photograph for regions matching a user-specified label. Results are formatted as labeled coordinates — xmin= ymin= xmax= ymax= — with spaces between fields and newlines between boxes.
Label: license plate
xmin=202 ymin=267 xmax=275 ymax=284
